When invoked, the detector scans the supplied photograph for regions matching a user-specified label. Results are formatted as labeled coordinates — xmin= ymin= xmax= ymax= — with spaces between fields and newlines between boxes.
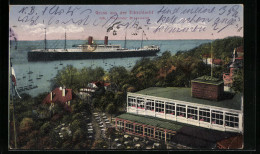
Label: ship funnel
xmin=88 ymin=36 xmax=93 ymax=45
xmin=104 ymin=36 xmax=108 ymax=45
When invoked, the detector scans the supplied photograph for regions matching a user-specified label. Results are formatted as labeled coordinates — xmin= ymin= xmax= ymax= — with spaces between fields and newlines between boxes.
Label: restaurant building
xmin=115 ymin=76 xmax=243 ymax=145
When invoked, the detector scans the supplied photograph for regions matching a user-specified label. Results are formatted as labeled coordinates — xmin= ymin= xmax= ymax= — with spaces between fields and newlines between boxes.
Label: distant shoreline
xmin=11 ymin=39 xmax=214 ymax=42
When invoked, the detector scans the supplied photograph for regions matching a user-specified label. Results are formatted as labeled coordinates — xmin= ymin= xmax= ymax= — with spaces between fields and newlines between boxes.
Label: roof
xmin=202 ymin=54 xmax=211 ymax=58
xmin=236 ymin=46 xmax=244 ymax=53
xmin=217 ymin=135 xmax=243 ymax=149
xmin=116 ymin=113 xmax=183 ymax=131
xmin=135 ymin=87 xmax=242 ymax=110
xmin=235 ymin=56 xmax=243 ymax=60
xmin=212 ymin=59 xmax=222 ymax=65
xmin=43 ymin=87 xmax=72 ymax=104
xmin=191 ymin=76 xmax=224 ymax=85
xmin=177 ymin=126 xmax=237 ymax=143
xmin=92 ymin=81 xmax=111 ymax=87
xmin=172 ymin=126 xmax=238 ymax=149
xmin=172 ymin=133 xmax=215 ymax=148
xmin=229 ymin=61 xmax=242 ymax=68
xmin=116 ymin=113 xmax=239 ymax=149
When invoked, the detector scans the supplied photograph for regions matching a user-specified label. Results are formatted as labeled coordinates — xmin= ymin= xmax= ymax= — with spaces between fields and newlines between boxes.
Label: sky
xmin=9 ymin=5 xmax=243 ymax=41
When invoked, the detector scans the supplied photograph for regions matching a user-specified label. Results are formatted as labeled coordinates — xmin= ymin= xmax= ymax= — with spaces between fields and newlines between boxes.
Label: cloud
xmin=21 ymin=24 xmax=85 ymax=35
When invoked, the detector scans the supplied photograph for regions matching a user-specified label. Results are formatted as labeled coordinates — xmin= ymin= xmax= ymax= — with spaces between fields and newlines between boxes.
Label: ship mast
xmin=211 ymin=40 xmax=213 ymax=77
xmin=124 ymin=30 xmax=127 ymax=49
xmin=64 ymin=28 xmax=67 ymax=51
xmin=141 ymin=30 xmax=144 ymax=48
xmin=44 ymin=28 xmax=47 ymax=51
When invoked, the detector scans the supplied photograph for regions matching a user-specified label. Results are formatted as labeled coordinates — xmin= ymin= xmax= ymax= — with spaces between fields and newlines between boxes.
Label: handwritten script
xmin=15 ymin=5 xmax=243 ymax=35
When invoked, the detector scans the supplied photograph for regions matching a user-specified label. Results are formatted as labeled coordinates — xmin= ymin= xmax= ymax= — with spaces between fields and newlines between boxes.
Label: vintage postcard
xmin=9 ymin=4 xmax=244 ymax=150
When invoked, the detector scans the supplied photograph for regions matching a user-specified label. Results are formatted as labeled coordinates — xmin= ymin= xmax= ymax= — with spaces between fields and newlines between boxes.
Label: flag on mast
xmin=11 ymin=67 xmax=16 ymax=86
xmin=11 ymin=64 xmax=21 ymax=98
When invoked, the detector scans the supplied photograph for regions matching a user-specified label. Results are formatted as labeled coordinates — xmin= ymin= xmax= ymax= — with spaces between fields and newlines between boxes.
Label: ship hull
xmin=27 ymin=50 xmax=160 ymax=61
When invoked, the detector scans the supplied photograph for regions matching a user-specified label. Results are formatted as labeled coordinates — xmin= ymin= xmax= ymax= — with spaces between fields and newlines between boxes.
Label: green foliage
xmin=212 ymin=36 xmax=243 ymax=59
xmin=34 ymin=92 xmax=49 ymax=105
xmin=114 ymin=91 xmax=125 ymax=107
xmin=19 ymin=117 xmax=33 ymax=133
xmin=34 ymin=120 xmax=44 ymax=130
xmin=105 ymin=127 xmax=116 ymax=140
xmin=52 ymin=103 xmax=66 ymax=115
xmin=72 ymin=113 xmax=83 ymax=121
xmin=72 ymin=128 xmax=83 ymax=142
xmin=52 ymin=65 xmax=105 ymax=91
xmin=131 ymin=58 xmax=159 ymax=89
xmin=61 ymin=140 xmax=73 ymax=149
xmin=91 ymin=139 xmax=108 ymax=149
xmin=109 ymin=66 xmax=130 ymax=91
xmin=54 ymin=65 xmax=80 ymax=90
xmin=231 ymin=69 xmax=243 ymax=93
xmin=70 ymin=119 xmax=81 ymax=133
xmin=79 ymin=66 xmax=105 ymax=86
xmin=93 ymin=90 xmax=116 ymax=111
xmin=39 ymin=122 xmax=51 ymax=135
xmin=62 ymin=115 xmax=71 ymax=123
xmin=92 ymin=98 xmax=100 ymax=110
xmin=180 ymin=37 xmax=243 ymax=60
xmin=106 ymin=103 xmax=116 ymax=115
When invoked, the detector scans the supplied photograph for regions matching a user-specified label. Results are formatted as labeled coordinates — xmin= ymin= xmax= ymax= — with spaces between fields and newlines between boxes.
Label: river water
xmin=10 ymin=39 xmax=212 ymax=97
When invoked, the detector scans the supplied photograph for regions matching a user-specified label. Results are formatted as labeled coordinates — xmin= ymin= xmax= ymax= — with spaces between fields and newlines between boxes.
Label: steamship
xmin=27 ymin=29 xmax=160 ymax=62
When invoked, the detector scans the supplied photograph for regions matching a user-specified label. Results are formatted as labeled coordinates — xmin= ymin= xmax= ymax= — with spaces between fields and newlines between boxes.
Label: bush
xmin=19 ymin=117 xmax=33 ymax=133
xmin=40 ymin=122 xmax=51 ymax=135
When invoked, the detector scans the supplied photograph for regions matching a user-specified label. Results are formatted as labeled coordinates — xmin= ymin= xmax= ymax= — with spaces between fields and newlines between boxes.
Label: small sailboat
xmin=28 ymin=73 xmax=33 ymax=82
xmin=24 ymin=85 xmax=29 ymax=90
xmin=60 ymin=61 xmax=63 ymax=65
xmin=27 ymin=67 xmax=33 ymax=74
xmin=36 ymin=73 xmax=41 ymax=80
xmin=54 ymin=64 xmax=58 ymax=69
xmin=22 ymin=74 xmax=26 ymax=78
xmin=39 ymin=71 xmax=43 ymax=77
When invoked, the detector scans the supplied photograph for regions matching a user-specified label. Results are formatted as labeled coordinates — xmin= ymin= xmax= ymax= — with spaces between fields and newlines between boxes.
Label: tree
xmin=52 ymin=102 xmax=66 ymax=116
xmin=99 ymin=96 xmax=110 ymax=111
xmin=53 ymin=65 xmax=80 ymax=91
xmin=105 ymin=127 xmax=116 ymax=149
xmin=91 ymin=139 xmax=107 ymax=149
xmin=61 ymin=140 xmax=73 ymax=149
xmin=39 ymin=122 xmax=51 ymax=135
xmin=19 ymin=117 xmax=33 ymax=133
xmin=72 ymin=113 xmax=83 ymax=121
xmin=62 ymin=115 xmax=71 ymax=123
xmin=106 ymin=103 xmax=116 ymax=121
xmin=131 ymin=58 xmax=159 ymax=89
xmin=72 ymin=128 xmax=83 ymax=142
xmin=114 ymin=91 xmax=125 ymax=107
xmin=231 ymin=69 xmax=243 ymax=93
xmin=34 ymin=92 xmax=49 ymax=105
xmin=108 ymin=66 xmax=130 ymax=91
xmin=92 ymin=67 xmax=105 ymax=81
xmin=70 ymin=119 xmax=81 ymax=133
xmin=92 ymin=98 xmax=101 ymax=110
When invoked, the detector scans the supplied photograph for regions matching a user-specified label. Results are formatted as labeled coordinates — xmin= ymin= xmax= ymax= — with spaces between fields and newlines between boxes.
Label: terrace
xmin=115 ymin=113 xmax=239 ymax=149
xmin=134 ymin=87 xmax=241 ymax=110
xmin=127 ymin=87 xmax=243 ymax=133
